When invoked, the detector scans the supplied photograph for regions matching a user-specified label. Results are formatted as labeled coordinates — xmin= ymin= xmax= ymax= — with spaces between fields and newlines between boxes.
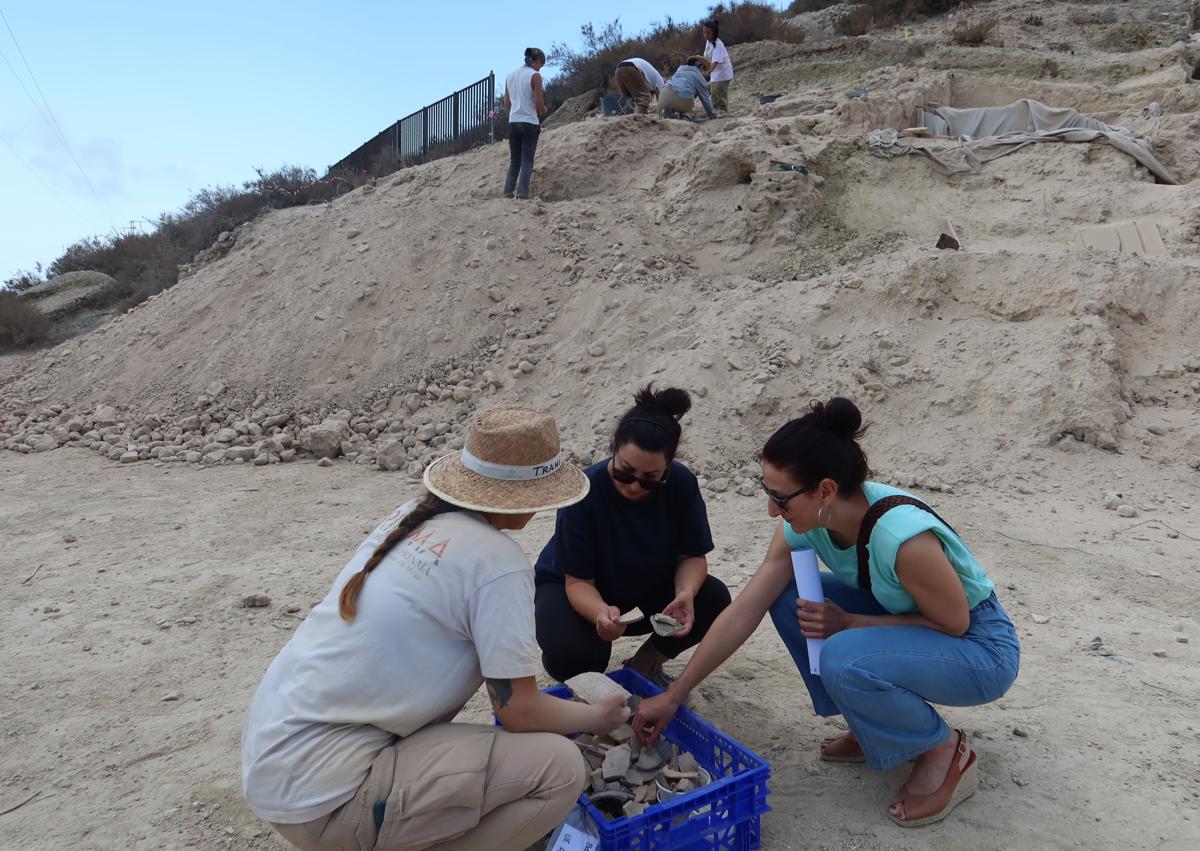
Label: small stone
xmin=517 ymin=360 xmax=535 ymax=374
xmin=1103 ymin=491 xmax=1124 ymax=510
xmin=1117 ymin=505 xmax=1139 ymax=518
xmin=161 ymin=693 xmax=180 ymax=702
xmin=63 ymin=534 xmax=77 ymax=543
xmin=1031 ymin=613 xmax=1050 ymax=624
xmin=239 ymin=594 xmax=271 ymax=609
xmin=588 ymin=341 xmax=607 ymax=357
xmin=602 ymin=745 xmax=631 ymax=781
xmin=636 ymin=750 xmax=664 ymax=771
xmin=566 ymin=671 xmax=632 ymax=705
xmin=1176 ymin=637 xmax=1188 ymax=643
xmin=1012 ymin=774 xmax=1027 ymax=787
xmin=317 ymin=457 xmax=334 ymax=467
xmin=1012 ymin=727 xmax=1028 ymax=738
xmin=677 ymin=752 xmax=699 ymax=774
xmin=651 ymin=613 xmax=684 ymax=637
xmin=622 ymin=801 xmax=646 ymax=819
xmin=141 ymin=637 xmax=152 ymax=645
xmin=1147 ymin=424 xmax=1168 ymax=436
xmin=119 ymin=450 xmax=140 ymax=463
xmin=1166 ymin=530 xmax=1179 ymax=539
xmin=283 ymin=604 xmax=301 ymax=614
xmin=1152 ymin=649 xmax=1167 ymax=658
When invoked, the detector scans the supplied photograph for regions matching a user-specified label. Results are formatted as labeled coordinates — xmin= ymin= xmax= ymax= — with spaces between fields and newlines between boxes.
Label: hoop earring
xmin=817 ymin=504 xmax=831 ymax=528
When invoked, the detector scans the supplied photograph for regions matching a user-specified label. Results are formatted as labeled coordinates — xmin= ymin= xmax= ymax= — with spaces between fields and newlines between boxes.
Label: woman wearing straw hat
xmin=243 ymin=406 xmax=629 ymax=851
xmin=534 ymin=385 xmax=731 ymax=686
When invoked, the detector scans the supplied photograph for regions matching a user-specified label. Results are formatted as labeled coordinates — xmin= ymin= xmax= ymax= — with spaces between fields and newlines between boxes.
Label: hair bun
xmin=812 ymin=397 xmax=863 ymax=440
xmin=633 ymin=384 xmax=692 ymax=422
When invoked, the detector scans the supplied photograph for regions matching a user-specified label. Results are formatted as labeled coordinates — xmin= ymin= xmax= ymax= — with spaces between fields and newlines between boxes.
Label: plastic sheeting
xmin=868 ymin=98 xmax=1176 ymax=184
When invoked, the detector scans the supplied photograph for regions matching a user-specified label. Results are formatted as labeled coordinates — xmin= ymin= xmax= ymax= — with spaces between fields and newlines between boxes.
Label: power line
xmin=0 ymin=9 xmax=119 ymax=236
xmin=0 ymin=127 xmax=85 ymax=222
xmin=0 ymin=8 xmax=68 ymax=148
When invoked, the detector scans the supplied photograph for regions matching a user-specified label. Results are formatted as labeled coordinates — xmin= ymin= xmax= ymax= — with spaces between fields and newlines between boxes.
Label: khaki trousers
xmin=658 ymin=86 xmax=695 ymax=115
xmin=613 ymin=65 xmax=652 ymax=114
xmin=710 ymin=80 xmax=730 ymax=112
xmin=272 ymin=723 xmax=587 ymax=851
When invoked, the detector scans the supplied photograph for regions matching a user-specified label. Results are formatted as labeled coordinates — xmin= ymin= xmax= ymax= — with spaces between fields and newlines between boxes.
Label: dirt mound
xmin=2 ymin=0 xmax=1199 ymax=491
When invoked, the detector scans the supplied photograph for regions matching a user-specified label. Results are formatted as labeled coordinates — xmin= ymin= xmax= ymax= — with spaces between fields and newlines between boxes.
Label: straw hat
xmin=424 ymin=405 xmax=589 ymax=514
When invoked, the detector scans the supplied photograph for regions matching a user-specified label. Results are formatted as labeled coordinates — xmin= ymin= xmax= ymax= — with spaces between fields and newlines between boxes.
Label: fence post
xmin=422 ymin=106 xmax=429 ymax=158
xmin=453 ymin=90 xmax=460 ymax=146
xmin=488 ymin=72 xmax=495 ymax=145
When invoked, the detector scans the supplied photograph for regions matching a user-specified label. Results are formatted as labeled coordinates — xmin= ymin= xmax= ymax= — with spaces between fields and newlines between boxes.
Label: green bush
xmin=0 ymin=291 xmax=50 ymax=351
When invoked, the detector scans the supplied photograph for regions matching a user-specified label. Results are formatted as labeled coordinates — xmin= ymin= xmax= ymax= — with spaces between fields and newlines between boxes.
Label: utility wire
xmin=0 ymin=127 xmax=85 ymax=222
xmin=0 ymin=8 xmax=68 ymax=148
xmin=0 ymin=9 xmax=119 ymax=236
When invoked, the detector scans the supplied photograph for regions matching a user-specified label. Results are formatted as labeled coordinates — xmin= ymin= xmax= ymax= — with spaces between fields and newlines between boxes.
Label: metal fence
xmin=330 ymin=73 xmax=496 ymax=174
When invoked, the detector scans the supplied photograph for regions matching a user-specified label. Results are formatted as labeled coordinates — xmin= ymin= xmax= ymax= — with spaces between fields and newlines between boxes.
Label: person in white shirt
xmin=613 ymin=57 xmax=665 ymax=114
xmin=242 ymin=406 xmax=629 ymax=851
xmin=503 ymin=48 xmax=548 ymax=199
xmin=702 ymin=19 xmax=734 ymax=113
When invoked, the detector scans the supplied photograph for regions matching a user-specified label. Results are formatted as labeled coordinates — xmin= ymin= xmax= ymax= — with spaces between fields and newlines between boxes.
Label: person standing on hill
xmin=659 ymin=56 xmax=717 ymax=121
xmin=613 ymin=57 xmax=664 ymax=114
xmin=702 ymin=19 xmax=733 ymax=113
xmin=503 ymin=48 xmax=547 ymax=199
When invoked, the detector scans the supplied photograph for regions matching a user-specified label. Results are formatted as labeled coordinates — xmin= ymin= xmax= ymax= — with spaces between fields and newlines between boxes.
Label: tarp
xmin=868 ymin=98 xmax=1176 ymax=184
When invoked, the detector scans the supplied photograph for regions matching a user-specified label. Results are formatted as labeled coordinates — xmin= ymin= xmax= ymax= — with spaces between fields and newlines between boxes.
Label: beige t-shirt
xmin=241 ymin=502 xmax=541 ymax=823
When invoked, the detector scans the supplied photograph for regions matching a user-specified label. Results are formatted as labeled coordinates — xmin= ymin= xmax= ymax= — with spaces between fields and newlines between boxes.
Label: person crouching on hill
xmin=659 ymin=56 xmax=717 ymax=121
xmin=534 ymin=385 xmax=731 ymax=687
xmin=635 ymin=398 xmax=1020 ymax=828
xmin=242 ymin=406 xmax=628 ymax=851
xmin=613 ymin=56 xmax=665 ymax=114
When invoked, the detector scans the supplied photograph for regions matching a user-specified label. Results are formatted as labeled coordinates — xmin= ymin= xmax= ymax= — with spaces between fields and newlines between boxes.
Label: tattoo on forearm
xmin=486 ymin=678 xmax=514 ymax=710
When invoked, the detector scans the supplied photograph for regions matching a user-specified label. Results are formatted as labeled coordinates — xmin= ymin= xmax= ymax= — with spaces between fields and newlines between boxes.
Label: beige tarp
xmin=869 ymin=98 xmax=1176 ymax=184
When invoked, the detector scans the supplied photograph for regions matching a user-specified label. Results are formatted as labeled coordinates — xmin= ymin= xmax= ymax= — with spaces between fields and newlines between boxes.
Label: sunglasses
xmin=611 ymin=460 xmax=670 ymax=491
xmin=756 ymin=475 xmax=809 ymax=510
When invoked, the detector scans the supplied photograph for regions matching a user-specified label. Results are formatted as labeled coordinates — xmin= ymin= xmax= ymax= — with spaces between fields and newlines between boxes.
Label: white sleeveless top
xmin=506 ymin=65 xmax=540 ymax=125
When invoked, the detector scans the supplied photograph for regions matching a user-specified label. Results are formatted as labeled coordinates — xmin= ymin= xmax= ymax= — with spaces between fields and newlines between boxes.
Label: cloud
xmin=8 ymin=111 xmax=194 ymax=201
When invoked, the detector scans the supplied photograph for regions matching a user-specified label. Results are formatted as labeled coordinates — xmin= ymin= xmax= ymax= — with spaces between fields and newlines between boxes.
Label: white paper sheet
xmin=791 ymin=548 xmax=824 ymax=676
xmin=551 ymin=822 xmax=598 ymax=851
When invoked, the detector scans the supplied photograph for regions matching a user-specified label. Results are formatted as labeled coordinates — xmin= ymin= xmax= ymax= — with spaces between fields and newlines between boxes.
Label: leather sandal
xmin=889 ymin=729 xmax=978 ymax=828
xmin=818 ymin=733 xmax=866 ymax=763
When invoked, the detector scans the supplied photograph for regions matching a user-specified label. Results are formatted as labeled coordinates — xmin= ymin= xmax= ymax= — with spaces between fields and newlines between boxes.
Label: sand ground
xmin=3 ymin=447 xmax=1197 ymax=851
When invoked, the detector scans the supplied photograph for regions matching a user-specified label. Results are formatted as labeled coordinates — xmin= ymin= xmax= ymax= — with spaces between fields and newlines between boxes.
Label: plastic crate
xmin=537 ymin=668 xmax=771 ymax=851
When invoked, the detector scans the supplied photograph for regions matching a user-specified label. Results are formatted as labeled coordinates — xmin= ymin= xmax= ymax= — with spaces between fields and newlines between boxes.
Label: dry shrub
xmin=785 ymin=0 xmax=842 ymax=14
xmin=949 ymin=13 xmax=999 ymax=45
xmin=835 ymin=6 xmax=874 ymax=36
xmin=0 ymin=292 xmax=50 ymax=351
xmin=1023 ymin=14 xmax=1043 ymax=26
xmin=545 ymin=3 xmax=804 ymax=111
xmin=1106 ymin=22 xmax=1158 ymax=51
xmin=1040 ymin=58 xmax=1060 ymax=78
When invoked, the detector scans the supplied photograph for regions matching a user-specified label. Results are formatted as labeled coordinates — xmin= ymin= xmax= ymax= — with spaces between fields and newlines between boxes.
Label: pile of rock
xmin=564 ymin=672 xmax=710 ymax=821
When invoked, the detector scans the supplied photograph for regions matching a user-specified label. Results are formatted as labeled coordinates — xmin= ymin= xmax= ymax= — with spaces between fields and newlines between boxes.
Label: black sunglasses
xmin=611 ymin=460 xmax=670 ymax=491
xmin=757 ymin=475 xmax=809 ymax=509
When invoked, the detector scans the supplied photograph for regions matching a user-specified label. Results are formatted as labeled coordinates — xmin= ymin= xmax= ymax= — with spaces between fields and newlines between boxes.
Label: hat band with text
xmin=460 ymin=447 xmax=563 ymax=481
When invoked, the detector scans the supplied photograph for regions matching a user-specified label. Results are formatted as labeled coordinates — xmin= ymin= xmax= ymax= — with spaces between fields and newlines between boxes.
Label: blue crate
xmin=537 ymin=668 xmax=771 ymax=851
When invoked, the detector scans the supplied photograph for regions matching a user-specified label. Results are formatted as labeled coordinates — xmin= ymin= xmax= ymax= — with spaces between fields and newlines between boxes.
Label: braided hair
xmin=338 ymin=491 xmax=456 ymax=621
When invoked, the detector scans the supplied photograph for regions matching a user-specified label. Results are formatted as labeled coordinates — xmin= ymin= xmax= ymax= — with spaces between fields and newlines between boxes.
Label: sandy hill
xmin=2 ymin=0 xmax=1199 ymax=489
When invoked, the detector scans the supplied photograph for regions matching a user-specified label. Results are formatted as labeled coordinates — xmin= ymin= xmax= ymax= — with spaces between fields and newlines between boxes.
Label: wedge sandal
xmin=889 ymin=729 xmax=978 ymax=828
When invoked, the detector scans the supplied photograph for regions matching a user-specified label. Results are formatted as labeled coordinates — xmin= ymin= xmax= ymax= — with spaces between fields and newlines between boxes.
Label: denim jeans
xmin=769 ymin=571 xmax=1020 ymax=771
xmin=504 ymin=122 xmax=540 ymax=199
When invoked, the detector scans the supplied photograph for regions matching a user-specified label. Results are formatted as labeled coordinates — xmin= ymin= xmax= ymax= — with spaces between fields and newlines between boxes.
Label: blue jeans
xmin=769 ymin=572 xmax=1020 ymax=771
xmin=504 ymin=122 xmax=540 ymax=199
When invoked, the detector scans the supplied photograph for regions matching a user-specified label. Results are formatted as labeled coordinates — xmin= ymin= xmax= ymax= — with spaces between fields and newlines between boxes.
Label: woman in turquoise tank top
xmin=634 ymin=397 xmax=1020 ymax=828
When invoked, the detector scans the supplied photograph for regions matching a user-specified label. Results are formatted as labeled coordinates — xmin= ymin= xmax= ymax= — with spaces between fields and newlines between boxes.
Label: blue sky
xmin=0 ymin=0 xmax=737 ymax=283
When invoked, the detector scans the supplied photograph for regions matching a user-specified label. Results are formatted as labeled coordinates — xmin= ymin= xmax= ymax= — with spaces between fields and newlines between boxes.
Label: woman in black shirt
xmin=534 ymin=385 xmax=731 ymax=683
